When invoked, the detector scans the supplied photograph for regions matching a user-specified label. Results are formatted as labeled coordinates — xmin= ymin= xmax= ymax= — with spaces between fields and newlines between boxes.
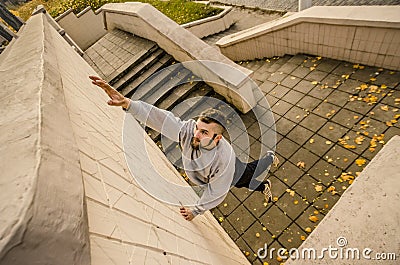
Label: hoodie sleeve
xmin=191 ymin=150 xmax=236 ymax=217
xmin=125 ymin=99 xmax=184 ymax=142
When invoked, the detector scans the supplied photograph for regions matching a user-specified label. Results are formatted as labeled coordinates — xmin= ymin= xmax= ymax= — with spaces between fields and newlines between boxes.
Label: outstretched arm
xmin=89 ymin=75 xmax=131 ymax=109
xmin=89 ymin=75 xmax=185 ymax=142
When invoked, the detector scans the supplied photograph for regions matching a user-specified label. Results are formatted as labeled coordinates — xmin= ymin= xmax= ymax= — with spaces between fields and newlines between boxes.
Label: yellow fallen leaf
xmin=273 ymin=197 xmax=279 ymax=202
xmin=219 ymin=217 xmax=224 ymax=222
xmin=263 ymin=262 xmax=269 ymax=265
xmin=297 ymin=161 xmax=306 ymax=169
xmin=311 ymin=81 xmax=318 ymax=85
xmin=381 ymin=105 xmax=389 ymax=111
xmin=309 ymin=138 xmax=315 ymax=144
xmin=353 ymin=64 xmax=360 ymax=69
xmin=289 ymin=190 xmax=295 ymax=197
xmin=355 ymin=158 xmax=366 ymax=166
xmin=223 ymin=203 xmax=228 ymax=207
xmin=277 ymin=256 xmax=283 ymax=262
xmin=301 ymin=235 xmax=306 ymax=241
xmin=288 ymin=238 xmax=292 ymax=242
xmin=355 ymin=136 xmax=364 ymax=145
xmin=325 ymin=140 xmax=332 ymax=145
xmin=263 ymin=227 xmax=267 ymax=231
xmin=324 ymin=204 xmax=329 ymax=209
xmin=329 ymin=126 xmax=334 ymax=130
xmin=344 ymin=144 xmax=356 ymax=149
xmin=381 ymin=84 xmax=387 ymax=89
xmin=386 ymin=121 xmax=393 ymax=126
xmin=256 ymin=232 xmax=260 ymax=238
xmin=354 ymin=115 xmax=359 ymax=119
xmin=305 ymin=227 xmax=312 ymax=233
xmin=315 ymin=185 xmax=323 ymax=192
xmin=310 ymin=66 xmax=315 ymax=71
xmin=245 ymin=251 xmax=250 ymax=256
xmin=294 ymin=200 xmax=299 ymax=205
xmin=309 ymin=215 xmax=319 ymax=223
xmin=370 ymin=77 xmax=377 ymax=82
xmin=360 ymin=84 xmax=368 ymax=90
xmin=327 ymin=186 xmax=336 ymax=192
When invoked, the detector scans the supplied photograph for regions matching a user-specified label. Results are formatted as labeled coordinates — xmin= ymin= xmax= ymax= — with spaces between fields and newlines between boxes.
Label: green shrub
xmin=13 ymin=0 xmax=222 ymax=24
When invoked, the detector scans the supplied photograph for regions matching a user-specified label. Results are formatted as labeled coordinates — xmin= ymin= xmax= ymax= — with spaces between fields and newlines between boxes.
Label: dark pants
xmin=232 ymin=154 xmax=273 ymax=191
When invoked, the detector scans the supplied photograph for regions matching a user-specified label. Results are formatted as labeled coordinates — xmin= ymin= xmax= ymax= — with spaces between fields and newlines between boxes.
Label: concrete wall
xmin=55 ymin=7 xmax=107 ymax=51
xmin=182 ymin=5 xmax=235 ymax=38
xmin=286 ymin=135 xmax=400 ymax=264
xmin=0 ymin=9 xmax=250 ymax=265
xmin=55 ymin=3 xmax=235 ymax=50
xmin=217 ymin=6 xmax=400 ymax=71
xmin=100 ymin=2 xmax=256 ymax=113
xmin=0 ymin=12 xmax=90 ymax=265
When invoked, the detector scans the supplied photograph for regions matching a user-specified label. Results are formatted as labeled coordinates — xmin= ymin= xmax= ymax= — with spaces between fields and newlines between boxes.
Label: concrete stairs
xmin=83 ymin=28 xmax=224 ymax=166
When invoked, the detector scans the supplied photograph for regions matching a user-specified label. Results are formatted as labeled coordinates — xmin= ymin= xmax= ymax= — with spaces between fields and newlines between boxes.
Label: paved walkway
xmin=211 ymin=0 xmax=400 ymax=12
xmin=203 ymin=6 xmax=400 ymax=265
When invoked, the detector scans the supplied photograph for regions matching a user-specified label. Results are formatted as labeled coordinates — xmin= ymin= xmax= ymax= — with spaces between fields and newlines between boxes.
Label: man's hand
xmin=180 ymin=207 xmax=194 ymax=221
xmin=89 ymin=75 xmax=130 ymax=109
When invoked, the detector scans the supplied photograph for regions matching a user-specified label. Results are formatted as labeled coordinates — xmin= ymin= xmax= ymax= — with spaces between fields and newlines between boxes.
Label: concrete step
xmin=121 ymin=53 xmax=174 ymax=97
xmin=142 ymin=67 xmax=193 ymax=106
xmin=83 ymin=29 xmax=156 ymax=81
xmin=111 ymin=48 xmax=165 ymax=90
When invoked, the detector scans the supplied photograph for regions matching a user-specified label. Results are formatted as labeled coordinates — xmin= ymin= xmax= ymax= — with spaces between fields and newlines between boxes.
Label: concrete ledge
xmin=0 ymin=12 xmax=90 ymax=264
xmin=285 ymin=135 xmax=400 ymax=264
xmin=182 ymin=4 xmax=235 ymax=38
xmin=55 ymin=7 xmax=107 ymax=50
xmin=217 ymin=6 xmax=400 ymax=70
xmin=101 ymin=2 xmax=255 ymax=113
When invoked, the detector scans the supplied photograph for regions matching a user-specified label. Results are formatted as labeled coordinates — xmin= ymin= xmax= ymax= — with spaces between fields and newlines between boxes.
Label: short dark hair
xmin=198 ymin=108 xmax=226 ymax=134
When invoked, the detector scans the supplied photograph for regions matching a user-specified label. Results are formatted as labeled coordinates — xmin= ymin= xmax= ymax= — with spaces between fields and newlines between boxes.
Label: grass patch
xmin=11 ymin=0 xmax=223 ymax=24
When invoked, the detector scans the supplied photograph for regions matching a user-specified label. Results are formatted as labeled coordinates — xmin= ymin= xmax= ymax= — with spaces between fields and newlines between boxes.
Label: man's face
xmin=191 ymin=120 xmax=221 ymax=150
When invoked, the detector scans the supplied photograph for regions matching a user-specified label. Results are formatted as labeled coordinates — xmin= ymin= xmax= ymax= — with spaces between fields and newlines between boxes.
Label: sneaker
xmin=266 ymin=151 xmax=280 ymax=169
xmin=262 ymin=179 xmax=272 ymax=203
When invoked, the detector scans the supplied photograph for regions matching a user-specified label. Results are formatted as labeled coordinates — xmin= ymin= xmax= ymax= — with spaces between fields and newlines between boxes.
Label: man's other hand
xmin=180 ymin=207 xmax=194 ymax=221
xmin=89 ymin=75 xmax=130 ymax=109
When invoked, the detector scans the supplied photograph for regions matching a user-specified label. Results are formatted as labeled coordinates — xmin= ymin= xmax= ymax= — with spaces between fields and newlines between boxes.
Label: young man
xmin=90 ymin=75 xmax=278 ymax=221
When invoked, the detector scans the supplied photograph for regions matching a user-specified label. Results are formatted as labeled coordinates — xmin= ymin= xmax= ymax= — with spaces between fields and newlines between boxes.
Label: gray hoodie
xmin=125 ymin=100 xmax=236 ymax=216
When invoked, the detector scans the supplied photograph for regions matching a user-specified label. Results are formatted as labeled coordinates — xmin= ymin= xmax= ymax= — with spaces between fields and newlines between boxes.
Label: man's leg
xmin=232 ymin=152 xmax=278 ymax=200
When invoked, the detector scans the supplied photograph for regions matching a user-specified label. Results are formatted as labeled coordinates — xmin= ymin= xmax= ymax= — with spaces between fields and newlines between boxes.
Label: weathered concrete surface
xmin=286 ymin=135 xmax=400 ymax=264
xmin=0 ymin=13 xmax=90 ymax=265
xmin=0 ymin=7 xmax=251 ymax=264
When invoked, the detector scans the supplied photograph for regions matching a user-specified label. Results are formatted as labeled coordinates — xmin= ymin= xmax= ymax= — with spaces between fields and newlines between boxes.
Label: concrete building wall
xmin=217 ymin=6 xmax=400 ymax=71
xmin=0 ymin=10 xmax=250 ymax=265
xmin=55 ymin=7 xmax=107 ymax=51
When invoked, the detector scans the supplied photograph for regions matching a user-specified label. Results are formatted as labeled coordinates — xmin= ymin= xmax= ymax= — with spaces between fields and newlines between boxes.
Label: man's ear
xmin=215 ymin=134 xmax=223 ymax=141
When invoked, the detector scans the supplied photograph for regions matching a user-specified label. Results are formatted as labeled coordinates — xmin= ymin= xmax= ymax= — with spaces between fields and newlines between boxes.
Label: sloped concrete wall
xmin=217 ymin=6 xmax=400 ymax=71
xmin=0 ymin=12 xmax=90 ymax=265
xmin=0 ymin=9 xmax=250 ymax=265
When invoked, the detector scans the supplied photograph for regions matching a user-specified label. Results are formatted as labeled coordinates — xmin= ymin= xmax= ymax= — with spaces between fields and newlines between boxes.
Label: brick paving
xmin=211 ymin=54 xmax=400 ymax=264
xmin=202 ymin=7 xmax=400 ymax=264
